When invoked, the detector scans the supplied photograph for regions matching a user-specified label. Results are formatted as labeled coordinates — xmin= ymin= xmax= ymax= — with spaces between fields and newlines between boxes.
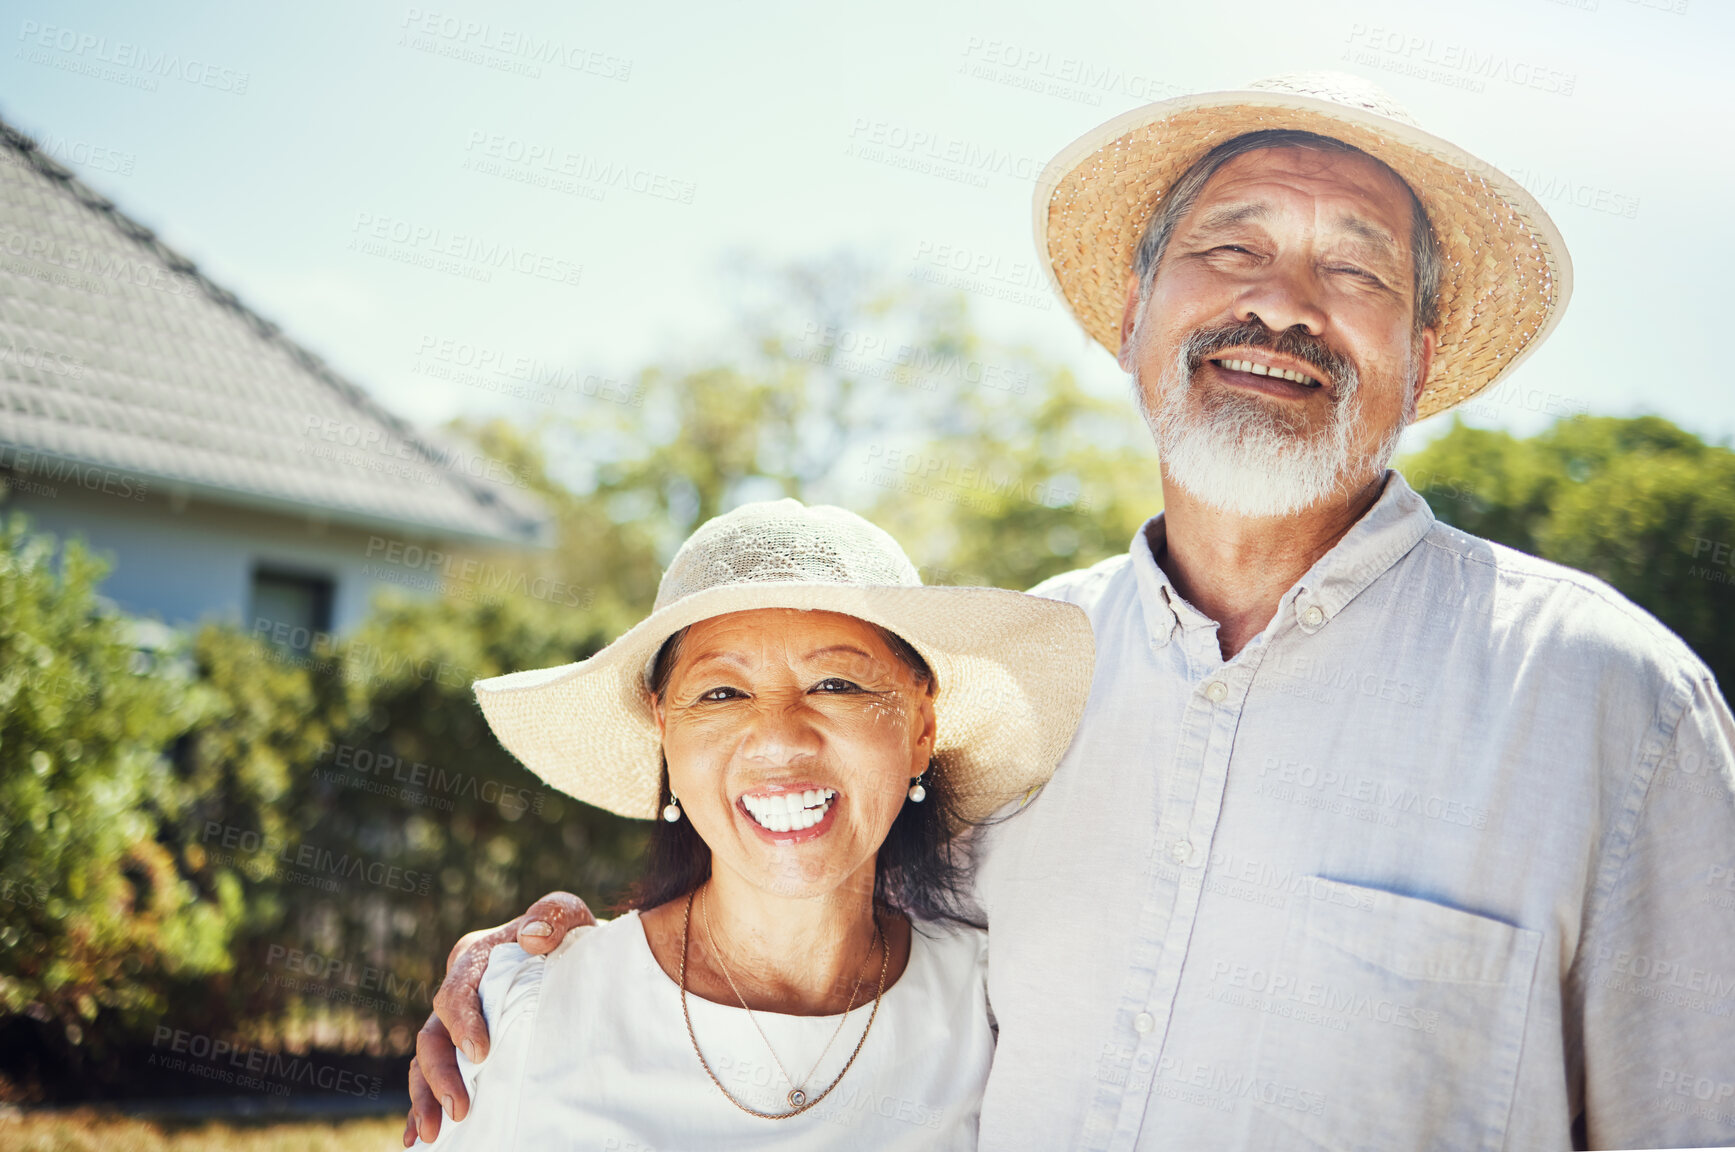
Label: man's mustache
xmin=1180 ymin=320 xmax=1358 ymax=395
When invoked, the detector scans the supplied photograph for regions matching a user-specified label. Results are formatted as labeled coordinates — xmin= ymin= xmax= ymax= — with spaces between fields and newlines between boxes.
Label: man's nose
xmin=1233 ymin=260 xmax=1327 ymax=336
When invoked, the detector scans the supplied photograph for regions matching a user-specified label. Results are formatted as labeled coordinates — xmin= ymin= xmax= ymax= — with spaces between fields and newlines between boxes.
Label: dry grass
xmin=0 ymin=1108 xmax=402 ymax=1152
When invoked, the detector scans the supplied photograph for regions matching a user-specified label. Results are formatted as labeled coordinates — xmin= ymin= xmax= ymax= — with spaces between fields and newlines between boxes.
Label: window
xmin=249 ymin=566 xmax=334 ymax=655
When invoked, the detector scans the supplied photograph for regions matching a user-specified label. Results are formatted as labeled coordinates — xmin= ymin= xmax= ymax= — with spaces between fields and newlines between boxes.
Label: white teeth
xmin=1218 ymin=359 xmax=1319 ymax=387
xmin=742 ymin=788 xmax=835 ymax=833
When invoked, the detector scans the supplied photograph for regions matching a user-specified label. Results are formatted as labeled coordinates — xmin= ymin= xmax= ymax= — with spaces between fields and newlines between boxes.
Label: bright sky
xmin=4 ymin=0 xmax=1732 ymax=459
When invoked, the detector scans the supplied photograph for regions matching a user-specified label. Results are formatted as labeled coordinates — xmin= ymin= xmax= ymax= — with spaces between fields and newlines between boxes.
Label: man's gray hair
xmin=1130 ymin=129 xmax=1442 ymax=337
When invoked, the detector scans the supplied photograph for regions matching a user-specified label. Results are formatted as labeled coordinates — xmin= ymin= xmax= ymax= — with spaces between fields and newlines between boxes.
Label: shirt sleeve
xmin=1572 ymin=667 xmax=1735 ymax=1149
xmin=419 ymin=941 xmax=548 ymax=1150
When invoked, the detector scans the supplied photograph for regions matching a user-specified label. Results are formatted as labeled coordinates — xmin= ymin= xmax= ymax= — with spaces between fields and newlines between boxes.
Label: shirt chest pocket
xmin=1244 ymin=877 xmax=1542 ymax=1152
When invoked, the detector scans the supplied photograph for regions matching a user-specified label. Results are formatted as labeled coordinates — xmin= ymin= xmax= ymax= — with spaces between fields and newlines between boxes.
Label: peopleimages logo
xmin=363 ymin=536 xmax=594 ymax=609
xmin=1342 ymin=23 xmax=1577 ymax=96
xmin=796 ymin=322 xmax=1032 ymax=395
xmin=199 ymin=821 xmax=433 ymax=895
xmin=861 ymin=444 xmax=1088 ymax=511
xmin=0 ymin=223 xmax=202 ymax=298
xmin=462 ymin=131 xmax=696 ymax=204
xmin=347 ymin=212 xmax=582 ymax=288
xmin=150 ymin=1026 xmax=381 ymax=1097
xmin=315 ymin=739 xmax=545 ymax=816
xmin=397 ymin=8 xmax=631 ymax=80
xmin=15 ymin=20 xmax=251 ymax=93
xmin=1 ymin=131 xmax=135 ymax=175
xmin=0 ymin=444 xmax=148 ymax=501
xmin=264 ymin=942 xmax=432 ymax=1008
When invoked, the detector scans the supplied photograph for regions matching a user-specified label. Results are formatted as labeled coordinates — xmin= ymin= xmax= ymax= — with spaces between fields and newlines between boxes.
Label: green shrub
xmin=0 ymin=515 xmax=234 ymax=1070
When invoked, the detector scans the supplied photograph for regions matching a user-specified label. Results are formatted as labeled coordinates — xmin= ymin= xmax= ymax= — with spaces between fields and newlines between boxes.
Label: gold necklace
xmin=701 ymin=886 xmax=871 ymax=1106
xmin=679 ymin=887 xmax=889 ymax=1118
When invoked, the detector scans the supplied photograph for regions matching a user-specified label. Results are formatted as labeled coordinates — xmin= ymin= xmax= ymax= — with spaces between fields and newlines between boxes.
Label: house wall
xmin=0 ymin=478 xmax=516 ymax=637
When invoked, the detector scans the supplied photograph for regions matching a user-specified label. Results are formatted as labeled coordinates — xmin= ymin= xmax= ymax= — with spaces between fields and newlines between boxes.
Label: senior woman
xmin=414 ymin=498 xmax=1092 ymax=1149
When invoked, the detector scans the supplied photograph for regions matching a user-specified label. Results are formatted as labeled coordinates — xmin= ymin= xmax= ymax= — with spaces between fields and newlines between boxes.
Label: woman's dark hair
xmin=615 ymin=621 xmax=982 ymax=927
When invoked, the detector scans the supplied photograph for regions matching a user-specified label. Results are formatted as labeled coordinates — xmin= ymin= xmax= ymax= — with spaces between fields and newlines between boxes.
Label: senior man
xmin=407 ymin=74 xmax=1735 ymax=1150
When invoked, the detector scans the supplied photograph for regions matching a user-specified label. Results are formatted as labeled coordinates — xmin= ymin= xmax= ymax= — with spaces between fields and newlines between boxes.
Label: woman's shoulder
xmin=478 ymin=912 xmax=644 ymax=1026
xmin=905 ymin=916 xmax=988 ymax=985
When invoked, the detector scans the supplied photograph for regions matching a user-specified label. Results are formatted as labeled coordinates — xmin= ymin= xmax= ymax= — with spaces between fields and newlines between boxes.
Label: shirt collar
xmin=1128 ymin=469 xmax=1437 ymax=649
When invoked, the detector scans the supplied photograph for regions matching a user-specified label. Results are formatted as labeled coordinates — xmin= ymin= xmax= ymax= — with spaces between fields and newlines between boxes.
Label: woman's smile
xmin=738 ymin=786 xmax=839 ymax=837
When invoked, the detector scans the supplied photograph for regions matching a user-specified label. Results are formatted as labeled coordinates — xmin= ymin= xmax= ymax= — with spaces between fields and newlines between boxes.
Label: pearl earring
xmin=662 ymin=795 xmax=682 ymax=822
xmin=907 ymin=774 xmax=927 ymax=803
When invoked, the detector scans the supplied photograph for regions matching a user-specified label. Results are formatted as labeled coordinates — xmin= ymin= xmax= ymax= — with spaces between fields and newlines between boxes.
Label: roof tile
xmin=0 ymin=119 xmax=550 ymax=547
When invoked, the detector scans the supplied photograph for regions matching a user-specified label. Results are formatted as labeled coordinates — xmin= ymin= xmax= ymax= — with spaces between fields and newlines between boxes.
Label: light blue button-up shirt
xmin=972 ymin=468 xmax=1735 ymax=1150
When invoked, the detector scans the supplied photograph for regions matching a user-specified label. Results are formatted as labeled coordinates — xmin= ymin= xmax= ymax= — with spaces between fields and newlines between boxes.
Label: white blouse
xmin=420 ymin=909 xmax=993 ymax=1151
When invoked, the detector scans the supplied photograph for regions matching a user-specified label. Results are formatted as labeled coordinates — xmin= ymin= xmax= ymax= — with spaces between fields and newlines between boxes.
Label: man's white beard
xmin=1135 ymin=338 xmax=1407 ymax=519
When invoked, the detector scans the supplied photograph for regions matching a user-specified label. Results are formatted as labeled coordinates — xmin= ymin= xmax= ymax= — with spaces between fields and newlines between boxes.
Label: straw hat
xmin=1034 ymin=71 xmax=1572 ymax=419
xmin=471 ymin=499 xmax=1095 ymax=825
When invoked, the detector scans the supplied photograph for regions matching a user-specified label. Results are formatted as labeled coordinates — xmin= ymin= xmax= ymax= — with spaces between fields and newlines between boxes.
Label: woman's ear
xmin=650 ymin=692 xmax=666 ymax=737
xmin=915 ymin=691 xmax=937 ymax=763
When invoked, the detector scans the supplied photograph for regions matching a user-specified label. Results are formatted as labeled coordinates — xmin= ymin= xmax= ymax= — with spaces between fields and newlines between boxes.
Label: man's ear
xmin=1411 ymin=326 xmax=1437 ymax=409
xmin=1117 ymin=272 xmax=1144 ymax=373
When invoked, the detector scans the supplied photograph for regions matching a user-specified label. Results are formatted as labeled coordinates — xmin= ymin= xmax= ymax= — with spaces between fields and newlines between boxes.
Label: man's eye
xmin=1328 ymin=265 xmax=1376 ymax=281
xmin=812 ymin=678 xmax=860 ymax=693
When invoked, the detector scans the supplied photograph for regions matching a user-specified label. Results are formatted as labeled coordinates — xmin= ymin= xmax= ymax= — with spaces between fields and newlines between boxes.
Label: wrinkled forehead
xmin=1187 ymin=145 xmax=1417 ymax=247
xmin=672 ymin=609 xmax=902 ymax=675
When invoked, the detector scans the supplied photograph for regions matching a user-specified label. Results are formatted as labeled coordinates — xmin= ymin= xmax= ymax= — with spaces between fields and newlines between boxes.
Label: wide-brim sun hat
xmin=1034 ymin=70 xmax=1572 ymax=420
xmin=471 ymin=498 xmax=1095 ymax=826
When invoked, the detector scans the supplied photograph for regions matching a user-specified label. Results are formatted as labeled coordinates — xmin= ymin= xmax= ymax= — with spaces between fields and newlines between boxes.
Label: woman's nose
xmin=736 ymin=700 xmax=824 ymax=764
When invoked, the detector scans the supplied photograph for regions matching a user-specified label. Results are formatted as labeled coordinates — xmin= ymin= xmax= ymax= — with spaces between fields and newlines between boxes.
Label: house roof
xmin=0 ymin=116 xmax=552 ymax=548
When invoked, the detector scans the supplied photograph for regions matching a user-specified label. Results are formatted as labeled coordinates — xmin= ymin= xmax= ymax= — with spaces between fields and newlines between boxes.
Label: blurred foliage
xmin=264 ymin=586 xmax=644 ymax=1038
xmin=865 ymin=366 xmax=1166 ymax=592
xmin=458 ymin=257 xmax=1165 ymax=600
xmin=1399 ymin=414 xmax=1735 ymax=694
xmin=0 ymin=519 xmax=232 ymax=1082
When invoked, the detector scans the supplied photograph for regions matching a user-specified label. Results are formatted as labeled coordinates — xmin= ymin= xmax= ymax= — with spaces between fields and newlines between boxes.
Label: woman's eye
xmin=812 ymin=678 xmax=860 ymax=693
xmin=699 ymin=687 xmax=742 ymax=702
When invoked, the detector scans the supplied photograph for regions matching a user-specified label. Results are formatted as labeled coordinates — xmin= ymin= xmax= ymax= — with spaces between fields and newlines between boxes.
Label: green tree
xmin=459 ymin=260 xmax=1165 ymax=601
xmin=1399 ymin=414 xmax=1735 ymax=694
xmin=863 ymin=364 xmax=1164 ymax=592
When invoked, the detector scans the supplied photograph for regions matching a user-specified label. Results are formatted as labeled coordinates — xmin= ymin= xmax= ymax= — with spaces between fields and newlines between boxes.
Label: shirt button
xmin=1302 ymin=605 xmax=1326 ymax=628
xmin=1204 ymin=680 xmax=1228 ymax=702
xmin=1133 ymin=1012 xmax=1155 ymax=1034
